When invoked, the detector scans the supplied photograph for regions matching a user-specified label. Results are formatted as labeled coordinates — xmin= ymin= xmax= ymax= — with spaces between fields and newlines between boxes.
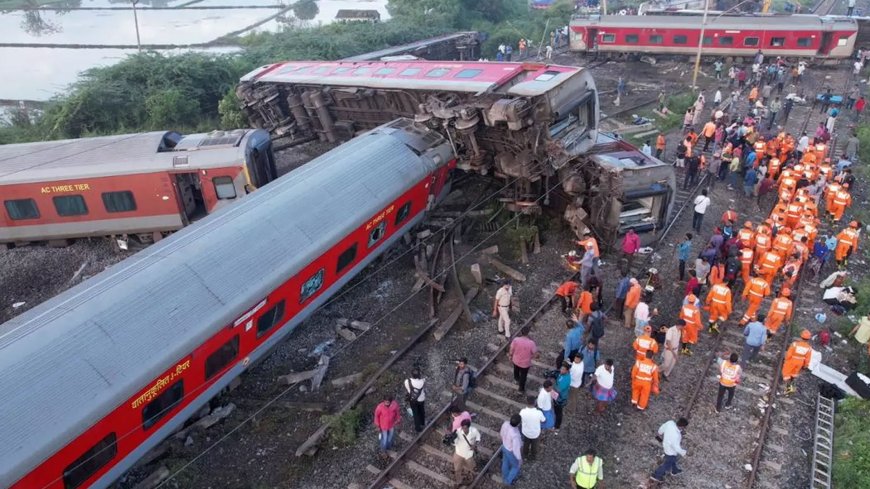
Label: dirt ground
xmin=3 ymin=34 xmax=869 ymax=489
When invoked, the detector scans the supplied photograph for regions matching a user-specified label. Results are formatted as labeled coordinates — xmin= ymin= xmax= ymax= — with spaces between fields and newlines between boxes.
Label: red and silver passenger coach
xmin=0 ymin=129 xmax=276 ymax=247
xmin=570 ymin=14 xmax=858 ymax=58
xmin=0 ymin=119 xmax=453 ymax=489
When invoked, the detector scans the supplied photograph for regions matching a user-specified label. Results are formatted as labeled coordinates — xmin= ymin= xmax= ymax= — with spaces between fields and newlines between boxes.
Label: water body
xmin=1 ymin=0 xmax=389 ymax=101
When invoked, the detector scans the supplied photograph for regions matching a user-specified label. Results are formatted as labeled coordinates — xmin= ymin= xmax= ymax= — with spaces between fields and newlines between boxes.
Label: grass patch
xmin=321 ymin=407 xmax=363 ymax=448
xmin=833 ymin=397 xmax=870 ymax=488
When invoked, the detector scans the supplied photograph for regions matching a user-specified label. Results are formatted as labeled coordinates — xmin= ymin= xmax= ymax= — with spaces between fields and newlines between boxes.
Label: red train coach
xmin=0 ymin=119 xmax=454 ymax=489
xmin=0 ymin=128 xmax=276 ymax=248
xmin=570 ymin=14 xmax=858 ymax=58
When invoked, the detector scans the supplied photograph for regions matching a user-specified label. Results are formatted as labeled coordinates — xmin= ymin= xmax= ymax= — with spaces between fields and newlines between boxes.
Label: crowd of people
xmin=368 ymin=50 xmax=864 ymax=489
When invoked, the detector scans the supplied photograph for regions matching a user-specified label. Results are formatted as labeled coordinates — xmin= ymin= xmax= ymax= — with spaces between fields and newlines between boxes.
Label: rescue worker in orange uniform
xmin=679 ymin=294 xmax=703 ymax=355
xmin=781 ymin=253 xmax=802 ymax=289
xmin=739 ymin=247 xmax=755 ymax=285
xmin=705 ymin=282 xmax=733 ymax=334
xmin=756 ymin=250 xmax=783 ymax=283
xmin=772 ymin=228 xmax=794 ymax=258
xmin=737 ymin=221 xmax=755 ymax=249
xmin=722 ymin=206 xmax=738 ymax=227
xmin=709 ymin=260 xmax=726 ymax=286
xmin=633 ymin=325 xmax=659 ymax=361
xmin=785 ymin=200 xmax=803 ymax=229
xmin=829 ymin=184 xmax=852 ymax=222
xmin=741 ymin=276 xmax=771 ymax=325
xmin=754 ymin=229 xmax=773 ymax=259
xmin=716 ymin=352 xmax=743 ymax=413
xmin=824 ymin=181 xmax=842 ymax=212
xmin=835 ymin=221 xmax=860 ymax=267
xmin=765 ymin=288 xmax=794 ymax=334
xmin=782 ymin=330 xmax=813 ymax=394
xmin=555 ymin=281 xmax=579 ymax=313
xmin=575 ymin=233 xmax=600 ymax=258
xmin=792 ymin=234 xmax=810 ymax=263
xmin=631 ymin=349 xmax=660 ymax=410
xmin=575 ymin=286 xmax=595 ymax=321
xmin=768 ymin=157 xmax=782 ymax=178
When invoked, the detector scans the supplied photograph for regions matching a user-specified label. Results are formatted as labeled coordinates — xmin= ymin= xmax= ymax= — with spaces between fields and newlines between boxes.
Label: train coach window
xmin=213 ymin=176 xmax=237 ymax=200
xmin=649 ymin=34 xmax=663 ymax=44
xmin=368 ymin=220 xmax=387 ymax=248
xmin=797 ymin=37 xmax=812 ymax=47
xmin=770 ymin=37 xmax=785 ymax=47
xmin=719 ymin=36 xmax=734 ymax=46
xmin=53 ymin=195 xmax=88 ymax=217
xmin=102 ymin=191 xmax=137 ymax=213
xmin=394 ymin=202 xmax=412 ymax=226
xmin=300 ymin=270 xmax=324 ymax=304
xmin=838 ymin=37 xmax=849 ymax=47
xmin=625 ymin=34 xmax=638 ymax=44
xmin=63 ymin=432 xmax=117 ymax=489
xmin=601 ymin=33 xmax=615 ymax=43
xmin=142 ymin=381 xmax=184 ymax=430
xmin=399 ymin=68 xmax=421 ymax=76
xmin=455 ymin=69 xmax=483 ymax=79
xmin=337 ymin=243 xmax=358 ymax=273
xmin=353 ymin=67 xmax=372 ymax=75
xmin=257 ymin=300 xmax=286 ymax=335
xmin=673 ymin=35 xmax=688 ymax=45
xmin=375 ymin=68 xmax=396 ymax=75
xmin=426 ymin=68 xmax=451 ymax=78
xmin=205 ymin=335 xmax=240 ymax=380
xmin=535 ymin=70 xmax=562 ymax=82
xmin=4 ymin=199 xmax=39 ymax=220
xmin=744 ymin=37 xmax=759 ymax=47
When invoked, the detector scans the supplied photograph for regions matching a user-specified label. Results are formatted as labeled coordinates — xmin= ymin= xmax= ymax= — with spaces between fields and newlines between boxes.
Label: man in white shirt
xmin=634 ymin=292 xmax=657 ymax=337
xmin=569 ymin=354 xmax=585 ymax=388
xmin=651 ymin=418 xmax=688 ymax=482
xmin=499 ymin=415 xmax=523 ymax=485
xmin=493 ymin=279 xmax=513 ymax=339
xmin=797 ymin=131 xmax=810 ymax=159
xmin=642 ymin=140 xmax=652 ymax=156
xmin=714 ymin=89 xmax=722 ymax=107
xmin=592 ymin=359 xmax=616 ymax=413
xmin=452 ymin=418 xmax=481 ymax=485
xmin=692 ymin=189 xmax=711 ymax=233
xmin=519 ymin=396 xmax=545 ymax=460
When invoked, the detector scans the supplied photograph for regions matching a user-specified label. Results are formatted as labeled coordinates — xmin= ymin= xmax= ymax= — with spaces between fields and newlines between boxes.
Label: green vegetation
xmin=321 ymin=407 xmax=363 ymax=448
xmin=833 ymin=397 xmax=870 ymax=488
xmin=1 ymin=0 xmax=577 ymax=143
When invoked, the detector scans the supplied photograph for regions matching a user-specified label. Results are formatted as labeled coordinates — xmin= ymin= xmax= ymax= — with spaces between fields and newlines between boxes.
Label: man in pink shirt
xmin=622 ymin=228 xmax=641 ymax=268
xmin=509 ymin=326 xmax=538 ymax=393
xmin=373 ymin=394 xmax=401 ymax=456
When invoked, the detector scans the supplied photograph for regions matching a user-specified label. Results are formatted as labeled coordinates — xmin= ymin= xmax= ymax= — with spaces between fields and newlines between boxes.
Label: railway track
xmin=353 ymin=156 xmax=713 ymax=489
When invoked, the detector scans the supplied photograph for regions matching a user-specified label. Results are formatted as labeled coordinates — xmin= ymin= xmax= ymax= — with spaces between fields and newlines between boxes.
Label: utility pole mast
xmin=132 ymin=0 xmax=142 ymax=52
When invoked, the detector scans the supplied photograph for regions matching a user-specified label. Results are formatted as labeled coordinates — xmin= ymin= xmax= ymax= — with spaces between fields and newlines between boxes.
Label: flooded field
xmin=1 ymin=0 xmax=389 ymax=101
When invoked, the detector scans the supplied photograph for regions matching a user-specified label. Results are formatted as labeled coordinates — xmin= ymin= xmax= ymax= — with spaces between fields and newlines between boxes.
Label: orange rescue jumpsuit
xmin=632 ymin=334 xmax=659 ymax=361
xmin=756 ymin=251 xmax=782 ymax=283
xmin=737 ymin=227 xmax=755 ymax=250
xmin=705 ymin=283 xmax=733 ymax=324
xmin=830 ymin=188 xmax=852 ymax=222
xmin=679 ymin=302 xmax=703 ymax=344
xmin=765 ymin=296 xmax=794 ymax=334
xmin=835 ymin=227 xmax=860 ymax=263
xmin=781 ymin=340 xmax=812 ymax=381
xmin=709 ymin=263 xmax=726 ymax=286
xmin=739 ymin=248 xmax=754 ymax=284
xmin=631 ymin=357 xmax=660 ymax=410
xmin=755 ymin=233 xmax=773 ymax=259
xmin=772 ymin=232 xmax=794 ymax=259
xmin=741 ymin=276 xmax=771 ymax=324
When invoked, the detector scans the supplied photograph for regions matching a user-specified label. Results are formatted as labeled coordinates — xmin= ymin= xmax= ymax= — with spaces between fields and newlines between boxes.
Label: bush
xmin=321 ymin=407 xmax=363 ymax=447
xmin=833 ymin=397 xmax=870 ymax=488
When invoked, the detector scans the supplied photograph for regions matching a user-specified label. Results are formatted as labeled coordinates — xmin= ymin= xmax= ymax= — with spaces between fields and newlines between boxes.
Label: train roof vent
xmin=173 ymin=155 xmax=189 ymax=167
xmin=173 ymin=130 xmax=245 ymax=151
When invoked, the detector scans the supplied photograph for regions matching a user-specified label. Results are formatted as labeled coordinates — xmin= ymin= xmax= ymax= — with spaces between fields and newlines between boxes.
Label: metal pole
xmin=132 ymin=0 xmax=142 ymax=52
xmin=690 ymin=0 xmax=710 ymax=90
xmin=602 ymin=0 xmax=608 ymax=15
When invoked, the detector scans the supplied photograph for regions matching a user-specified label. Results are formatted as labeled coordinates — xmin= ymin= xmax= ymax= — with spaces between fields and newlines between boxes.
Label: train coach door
xmin=245 ymin=129 xmax=278 ymax=189
xmin=819 ymin=32 xmax=834 ymax=56
xmin=173 ymin=173 xmax=206 ymax=225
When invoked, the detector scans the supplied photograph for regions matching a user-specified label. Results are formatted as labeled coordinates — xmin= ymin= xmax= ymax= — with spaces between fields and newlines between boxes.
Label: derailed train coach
xmin=237 ymin=59 xmax=675 ymax=246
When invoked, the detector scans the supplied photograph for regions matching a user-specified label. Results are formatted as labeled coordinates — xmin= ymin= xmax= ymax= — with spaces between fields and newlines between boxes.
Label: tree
xmin=218 ymin=89 xmax=247 ymax=129
xmin=386 ymin=0 xmax=461 ymax=27
xmin=145 ymin=89 xmax=201 ymax=129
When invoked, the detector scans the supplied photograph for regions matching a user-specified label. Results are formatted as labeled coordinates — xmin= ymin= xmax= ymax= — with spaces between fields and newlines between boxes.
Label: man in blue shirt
xmin=559 ymin=319 xmax=585 ymax=368
xmin=579 ymin=340 xmax=600 ymax=387
xmin=614 ymin=271 xmax=631 ymax=318
xmin=676 ymin=233 xmax=693 ymax=281
xmin=743 ymin=166 xmax=758 ymax=198
xmin=741 ymin=314 xmax=767 ymax=367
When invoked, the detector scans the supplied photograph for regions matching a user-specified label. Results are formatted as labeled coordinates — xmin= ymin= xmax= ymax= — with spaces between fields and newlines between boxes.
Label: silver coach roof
xmin=0 ymin=121 xmax=442 ymax=486
xmin=0 ymin=130 xmax=256 ymax=185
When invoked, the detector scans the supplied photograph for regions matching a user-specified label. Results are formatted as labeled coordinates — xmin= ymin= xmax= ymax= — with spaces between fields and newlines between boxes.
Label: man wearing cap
xmin=782 ymin=330 xmax=814 ymax=394
xmin=493 ymin=280 xmax=514 ymax=339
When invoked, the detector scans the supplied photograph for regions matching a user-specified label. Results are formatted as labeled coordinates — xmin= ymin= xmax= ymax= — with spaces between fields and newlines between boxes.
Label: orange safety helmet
xmin=744 ymin=221 xmax=753 ymax=228
xmin=781 ymin=288 xmax=791 ymax=297
xmin=801 ymin=329 xmax=812 ymax=340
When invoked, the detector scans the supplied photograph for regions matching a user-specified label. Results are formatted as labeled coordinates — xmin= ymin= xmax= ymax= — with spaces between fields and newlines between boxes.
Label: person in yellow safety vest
xmin=716 ymin=352 xmax=742 ymax=412
xmin=569 ymin=449 xmax=604 ymax=489
xmin=633 ymin=325 xmax=659 ymax=361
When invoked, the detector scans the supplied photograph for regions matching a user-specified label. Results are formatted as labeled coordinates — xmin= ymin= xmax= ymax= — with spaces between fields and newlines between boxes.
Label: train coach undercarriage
xmin=236 ymin=80 xmax=670 ymax=246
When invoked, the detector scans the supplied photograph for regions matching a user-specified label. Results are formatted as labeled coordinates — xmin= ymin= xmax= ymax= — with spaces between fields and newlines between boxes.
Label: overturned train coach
xmin=237 ymin=59 xmax=675 ymax=245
